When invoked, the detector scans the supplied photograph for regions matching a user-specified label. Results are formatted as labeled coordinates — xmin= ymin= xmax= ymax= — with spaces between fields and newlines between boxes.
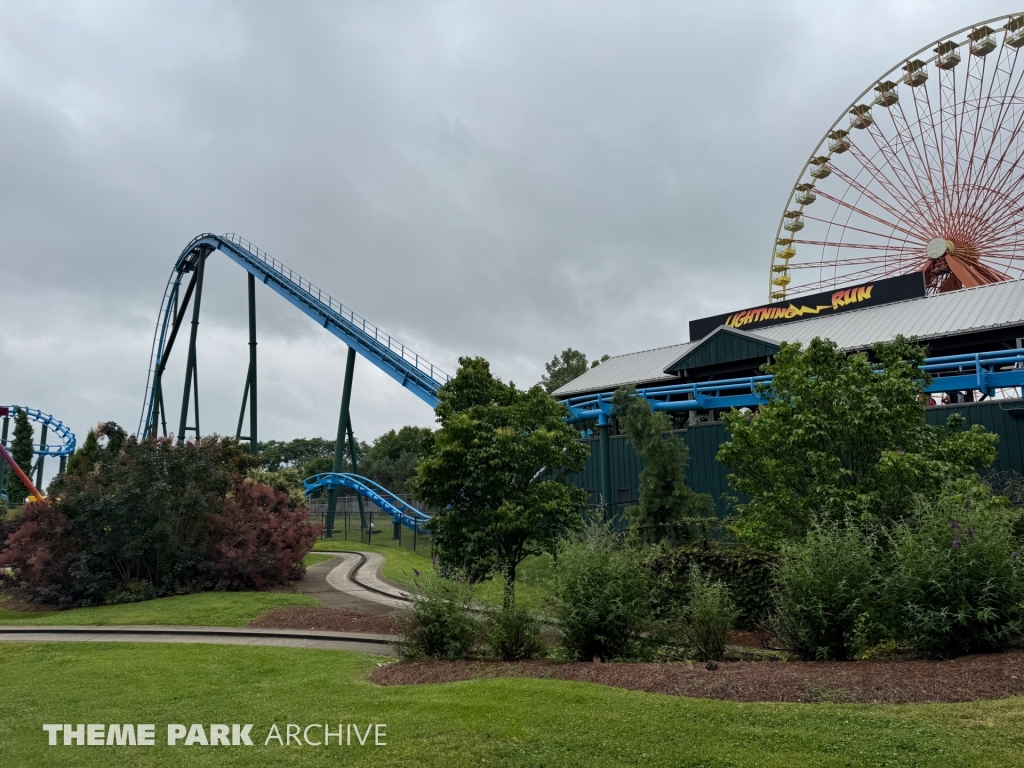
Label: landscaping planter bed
xmin=249 ymin=606 xmax=397 ymax=635
xmin=369 ymin=650 xmax=1024 ymax=704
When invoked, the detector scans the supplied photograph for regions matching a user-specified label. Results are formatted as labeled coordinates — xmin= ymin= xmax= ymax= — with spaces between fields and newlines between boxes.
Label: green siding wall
xmin=567 ymin=400 xmax=1024 ymax=520
xmin=565 ymin=424 xmax=741 ymax=520
xmin=925 ymin=400 xmax=1024 ymax=474
xmin=669 ymin=331 xmax=779 ymax=373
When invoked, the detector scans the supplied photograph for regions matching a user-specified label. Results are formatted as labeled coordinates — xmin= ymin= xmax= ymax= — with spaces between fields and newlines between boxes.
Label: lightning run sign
xmin=688 ymin=273 xmax=926 ymax=341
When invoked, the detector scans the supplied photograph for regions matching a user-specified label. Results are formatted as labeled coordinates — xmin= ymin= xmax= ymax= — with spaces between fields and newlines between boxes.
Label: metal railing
xmin=562 ymin=347 xmax=1024 ymax=423
xmin=222 ymin=233 xmax=451 ymax=387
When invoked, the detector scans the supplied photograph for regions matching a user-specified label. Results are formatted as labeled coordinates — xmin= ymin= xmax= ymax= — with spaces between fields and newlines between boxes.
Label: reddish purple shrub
xmin=206 ymin=481 xmax=322 ymax=590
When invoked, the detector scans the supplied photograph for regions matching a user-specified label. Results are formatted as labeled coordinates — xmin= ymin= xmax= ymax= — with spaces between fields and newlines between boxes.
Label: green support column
xmin=598 ymin=416 xmax=613 ymax=523
xmin=347 ymin=422 xmax=366 ymax=528
xmin=0 ymin=415 xmax=9 ymax=491
xmin=247 ymin=272 xmax=258 ymax=454
xmin=35 ymin=424 xmax=47 ymax=490
xmin=325 ymin=347 xmax=357 ymax=537
xmin=178 ymin=253 xmax=207 ymax=443
xmin=59 ymin=454 xmax=66 ymax=476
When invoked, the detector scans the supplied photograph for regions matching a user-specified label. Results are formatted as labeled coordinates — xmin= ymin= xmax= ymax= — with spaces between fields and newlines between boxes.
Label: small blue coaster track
xmin=0 ymin=406 xmax=76 ymax=501
xmin=303 ymin=473 xmax=431 ymax=532
xmin=2 ymin=407 xmax=76 ymax=458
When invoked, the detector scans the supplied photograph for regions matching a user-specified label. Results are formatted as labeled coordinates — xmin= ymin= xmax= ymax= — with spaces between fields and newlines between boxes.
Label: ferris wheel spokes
xmin=769 ymin=14 xmax=1024 ymax=300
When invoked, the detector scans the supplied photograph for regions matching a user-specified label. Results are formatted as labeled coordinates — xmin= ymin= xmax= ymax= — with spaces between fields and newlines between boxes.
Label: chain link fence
xmin=307 ymin=495 xmax=434 ymax=556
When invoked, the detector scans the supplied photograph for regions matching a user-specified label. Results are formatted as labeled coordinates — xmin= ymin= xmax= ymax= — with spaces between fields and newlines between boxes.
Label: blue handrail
xmin=303 ymin=472 xmax=431 ymax=532
xmin=561 ymin=348 xmax=1024 ymax=423
xmin=138 ymin=233 xmax=450 ymax=436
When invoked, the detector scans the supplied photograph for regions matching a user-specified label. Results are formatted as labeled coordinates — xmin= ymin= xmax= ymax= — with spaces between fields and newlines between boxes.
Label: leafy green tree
xmin=414 ymin=357 xmax=589 ymax=608
xmin=612 ymin=387 xmax=714 ymax=545
xmin=718 ymin=336 xmax=998 ymax=548
xmin=540 ymin=349 xmax=609 ymax=394
xmin=257 ymin=437 xmax=336 ymax=472
xmin=5 ymin=407 xmax=35 ymax=504
xmin=541 ymin=348 xmax=589 ymax=394
xmin=361 ymin=426 xmax=433 ymax=493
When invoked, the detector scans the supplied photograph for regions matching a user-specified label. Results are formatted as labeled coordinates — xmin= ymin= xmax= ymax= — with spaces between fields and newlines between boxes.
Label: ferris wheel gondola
xmin=770 ymin=14 xmax=1024 ymax=300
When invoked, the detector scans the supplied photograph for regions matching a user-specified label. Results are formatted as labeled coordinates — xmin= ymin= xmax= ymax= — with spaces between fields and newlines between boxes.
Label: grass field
xmin=0 ymin=591 xmax=318 ymax=628
xmin=1 ymin=642 xmax=1023 ymax=767
xmin=303 ymin=553 xmax=333 ymax=568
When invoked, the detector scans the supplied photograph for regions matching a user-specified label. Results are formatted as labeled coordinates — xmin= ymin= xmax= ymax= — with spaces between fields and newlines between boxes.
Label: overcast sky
xmin=0 ymin=1 xmax=1013 ymax=481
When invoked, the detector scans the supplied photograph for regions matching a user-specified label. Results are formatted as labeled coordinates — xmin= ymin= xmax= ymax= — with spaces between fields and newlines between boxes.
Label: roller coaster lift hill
xmin=139 ymin=234 xmax=441 ymax=538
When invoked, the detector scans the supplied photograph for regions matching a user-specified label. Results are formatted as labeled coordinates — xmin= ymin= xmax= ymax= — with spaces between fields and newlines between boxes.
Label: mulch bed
xmin=249 ymin=607 xmax=396 ymax=635
xmin=368 ymin=650 xmax=1024 ymax=704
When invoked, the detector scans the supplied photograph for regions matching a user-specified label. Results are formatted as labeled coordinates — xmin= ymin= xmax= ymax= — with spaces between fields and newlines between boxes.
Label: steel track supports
xmin=347 ymin=421 xmax=366 ymax=528
xmin=34 ymin=424 xmax=47 ymax=490
xmin=598 ymin=415 xmax=613 ymax=523
xmin=177 ymin=253 xmax=207 ymax=443
xmin=325 ymin=347 xmax=357 ymax=537
xmin=235 ymin=273 xmax=259 ymax=454
xmin=149 ymin=270 xmax=196 ymax=439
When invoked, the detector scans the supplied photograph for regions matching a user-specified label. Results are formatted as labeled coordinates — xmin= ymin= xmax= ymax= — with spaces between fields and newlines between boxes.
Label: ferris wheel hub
xmin=926 ymin=238 xmax=955 ymax=259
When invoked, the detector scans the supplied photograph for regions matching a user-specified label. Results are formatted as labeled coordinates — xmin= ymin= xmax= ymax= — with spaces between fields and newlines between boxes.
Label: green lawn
xmin=0 ymin=591 xmax=318 ymax=628
xmin=1 ymin=642 xmax=1023 ymax=766
xmin=303 ymin=553 xmax=333 ymax=568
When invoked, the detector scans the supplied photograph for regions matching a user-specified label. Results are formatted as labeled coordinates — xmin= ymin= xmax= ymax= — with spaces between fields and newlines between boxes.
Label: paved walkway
xmin=0 ymin=625 xmax=398 ymax=654
xmin=0 ymin=549 xmax=410 ymax=654
xmin=295 ymin=550 xmax=409 ymax=613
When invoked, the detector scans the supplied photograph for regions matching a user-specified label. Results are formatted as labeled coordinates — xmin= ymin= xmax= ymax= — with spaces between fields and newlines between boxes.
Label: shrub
xmin=554 ymin=528 xmax=651 ymax=661
xmin=769 ymin=519 xmax=881 ymax=660
xmin=0 ymin=499 xmax=78 ymax=604
xmin=646 ymin=544 xmax=776 ymax=630
xmin=888 ymin=483 xmax=1024 ymax=659
xmin=718 ymin=336 xmax=998 ymax=548
xmin=680 ymin=565 xmax=738 ymax=662
xmin=0 ymin=428 xmax=319 ymax=606
xmin=394 ymin=573 xmax=479 ymax=660
xmin=206 ymin=480 xmax=321 ymax=590
xmin=485 ymin=604 xmax=547 ymax=661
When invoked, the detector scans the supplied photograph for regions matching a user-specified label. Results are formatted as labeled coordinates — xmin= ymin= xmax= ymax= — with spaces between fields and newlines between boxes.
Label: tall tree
xmin=415 ymin=357 xmax=589 ymax=608
xmin=612 ymin=387 xmax=714 ymax=545
xmin=541 ymin=348 xmax=589 ymax=393
xmin=4 ymin=407 xmax=35 ymax=504
xmin=361 ymin=426 xmax=433 ymax=493
xmin=717 ymin=336 xmax=998 ymax=548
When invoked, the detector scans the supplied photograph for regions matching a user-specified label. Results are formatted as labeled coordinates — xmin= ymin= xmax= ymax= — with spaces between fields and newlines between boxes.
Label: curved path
xmin=0 ymin=550 xmax=410 ymax=655
xmin=295 ymin=550 xmax=410 ymax=614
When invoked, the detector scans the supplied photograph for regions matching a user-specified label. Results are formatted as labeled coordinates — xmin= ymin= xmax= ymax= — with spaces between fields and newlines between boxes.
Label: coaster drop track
xmin=139 ymin=233 xmax=450 ymax=536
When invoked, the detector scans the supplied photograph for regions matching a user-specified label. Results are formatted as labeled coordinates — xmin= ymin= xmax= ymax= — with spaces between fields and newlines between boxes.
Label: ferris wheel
xmin=770 ymin=14 xmax=1024 ymax=301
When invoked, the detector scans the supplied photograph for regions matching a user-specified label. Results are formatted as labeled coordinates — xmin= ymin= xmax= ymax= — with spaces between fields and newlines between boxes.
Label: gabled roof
xmin=552 ymin=342 xmax=691 ymax=397
xmin=553 ymin=278 xmax=1024 ymax=398
xmin=664 ymin=325 xmax=780 ymax=374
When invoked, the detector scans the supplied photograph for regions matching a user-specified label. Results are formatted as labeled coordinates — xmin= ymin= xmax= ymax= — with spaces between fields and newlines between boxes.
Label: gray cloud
xmin=0 ymin=0 xmax=1013 ymax=484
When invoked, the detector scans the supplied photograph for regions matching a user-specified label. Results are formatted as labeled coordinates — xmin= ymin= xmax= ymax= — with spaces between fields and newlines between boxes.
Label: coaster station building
xmin=553 ymin=275 xmax=1024 ymax=518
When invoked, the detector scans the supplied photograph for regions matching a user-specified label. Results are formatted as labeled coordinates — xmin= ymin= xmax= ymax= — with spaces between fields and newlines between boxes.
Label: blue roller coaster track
xmin=138 ymin=232 xmax=451 ymax=437
xmin=0 ymin=406 xmax=76 ymax=501
xmin=1 ymin=407 xmax=76 ymax=457
xmin=561 ymin=348 xmax=1024 ymax=423
xmin=303 ymin=473 xmax=431 ymax=532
